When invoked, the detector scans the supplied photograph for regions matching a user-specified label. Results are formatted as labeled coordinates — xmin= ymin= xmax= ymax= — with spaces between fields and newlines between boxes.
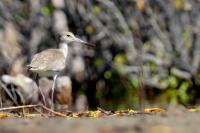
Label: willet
xmin=27 ymin=32 xmax=94 ymax=109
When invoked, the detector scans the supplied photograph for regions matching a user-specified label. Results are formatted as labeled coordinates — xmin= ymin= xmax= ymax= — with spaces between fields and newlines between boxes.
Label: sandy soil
xmin=0 ymin=106 xmax=199 ymax=133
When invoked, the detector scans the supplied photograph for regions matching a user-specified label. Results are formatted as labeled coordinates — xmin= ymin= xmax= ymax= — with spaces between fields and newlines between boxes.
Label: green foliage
xmin=183 ymin=27 xmax=192 ymax=49
xmin=92 ymin=5 xmax=101 ymax=14
xmin=131 ymin=78 xmax=140 ymax=89
xmin=169 ymin=75 xmax=178 ymax=89
xmin=157 ymin=75 xmax=193 ymax=105
xmin=178 ymin=81 xmax=191 ymax=103
xmin=104 ymin=70 xmax=112 ymax=79
xmin=174 ymin=0 xmax=184 ymax=10
xmin=86 ymin=25 xmax=94 ymax=34
xmin=98 ymin=69 xmax=139 ymax=110
xmin=147 ymin=61 xmax=157 ymax=70
xmin=114 ymin=53 xmax=127 ymax=64
xmin=41 ymin=4 xmax=54 ymax=16
xmin=94 ymin=58 xmax=104 ymax=69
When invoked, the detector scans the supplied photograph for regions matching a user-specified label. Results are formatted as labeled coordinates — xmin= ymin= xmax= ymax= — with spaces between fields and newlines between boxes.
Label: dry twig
xmin=0 ymin=104 xmax=66 ymax=117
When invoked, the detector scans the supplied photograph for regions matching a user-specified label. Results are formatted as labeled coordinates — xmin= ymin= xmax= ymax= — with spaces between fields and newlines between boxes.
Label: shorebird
xmin=27 ymin=32 xmax=93 ymax=109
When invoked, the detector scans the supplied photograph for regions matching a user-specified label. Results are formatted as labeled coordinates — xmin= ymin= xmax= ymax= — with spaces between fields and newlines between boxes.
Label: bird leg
xmin=51 ymin=74 xmax=58 ymax=109
xmin=34 ymin=74 xmax=47 ymax=107
xmin=34 ymin=73 xmax=39 ymax=85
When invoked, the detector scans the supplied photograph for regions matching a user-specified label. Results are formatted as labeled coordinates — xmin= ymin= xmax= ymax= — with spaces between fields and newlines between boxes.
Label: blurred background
xmin=0 ymin=0 xmax=199 ymax=111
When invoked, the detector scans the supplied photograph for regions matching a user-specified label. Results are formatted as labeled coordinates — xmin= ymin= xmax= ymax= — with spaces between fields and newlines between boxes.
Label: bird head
xmin=58 ymin=32 xmax=94 ymax=48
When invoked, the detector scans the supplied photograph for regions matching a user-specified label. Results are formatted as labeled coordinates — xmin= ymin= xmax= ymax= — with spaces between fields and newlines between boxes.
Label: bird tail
xmin=27 ymin=65 xmax=32 ymax=70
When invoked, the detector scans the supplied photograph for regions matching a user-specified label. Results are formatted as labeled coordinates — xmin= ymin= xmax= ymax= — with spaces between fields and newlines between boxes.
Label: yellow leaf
xmin=144 ymin=108 xmax=165 ymax=112
xmin=23 ymin=114 xmax=42 ymax=118
xmin=72 ymin=112 xmax=79 ymax=118
xmin=188 ymin=106 xmax=200 ymax=112
xmin=88 ymin=110 xmax=102 ymax=118
xmin=136 ymin=0 xmax=145 ymax=11
xmin=0 ymin=112 xmax=16 ymax=118
xmin=115 ymin=109 xmax=135 ymax=113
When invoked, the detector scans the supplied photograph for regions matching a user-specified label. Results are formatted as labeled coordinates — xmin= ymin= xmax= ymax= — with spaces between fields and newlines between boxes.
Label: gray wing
xmin=28 ymin=49 xmax=66 ymax=71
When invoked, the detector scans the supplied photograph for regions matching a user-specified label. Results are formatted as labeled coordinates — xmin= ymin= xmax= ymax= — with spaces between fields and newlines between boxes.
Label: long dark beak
xmin=75 ymin=38 xmax=95 ymax=48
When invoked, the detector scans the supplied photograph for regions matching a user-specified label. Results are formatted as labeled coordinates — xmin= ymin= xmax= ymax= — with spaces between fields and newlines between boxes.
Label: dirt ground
xmin=0 ymin=106 xmax=199 ymax=133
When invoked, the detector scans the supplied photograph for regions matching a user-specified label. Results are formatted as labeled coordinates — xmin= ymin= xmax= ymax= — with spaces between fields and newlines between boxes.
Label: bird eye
xmin=66 ymin=34 xmax=70 ymax=37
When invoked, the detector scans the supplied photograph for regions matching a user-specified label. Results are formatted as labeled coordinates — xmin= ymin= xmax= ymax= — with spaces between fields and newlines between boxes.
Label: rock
xmin=38 ymin=76 xmax=72 ymax=111
xmin=10 ymin=57 xmax=25 ymax=75
xmin=72 ymin=56 xmax=85 ymax=82
xmin=30 ymin=0 xmax=40 ymax=12
xmin=52 ymin=10 xmax=68 ymax=33
xmin=55 ymin=76 xmax=72 ymax=111
xmin=38 ymin=77 xmax=53 ymax=106
xmin=29 ymin=28 xmax=45 ymax=57
xmin=0 ymin=22 xmax=21 ymax=64
xmin=51 ymin=0 xmax=65 ymax=8
xmin=75 ymin=94 xmax=88 ymax=112
xmin=1 ymin=74 xmax=39 ymax=104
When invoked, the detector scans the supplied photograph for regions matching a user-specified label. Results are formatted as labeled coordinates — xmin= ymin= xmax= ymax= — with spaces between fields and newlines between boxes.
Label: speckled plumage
xmin=28 ymin=49 xmax=66 ymax=77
